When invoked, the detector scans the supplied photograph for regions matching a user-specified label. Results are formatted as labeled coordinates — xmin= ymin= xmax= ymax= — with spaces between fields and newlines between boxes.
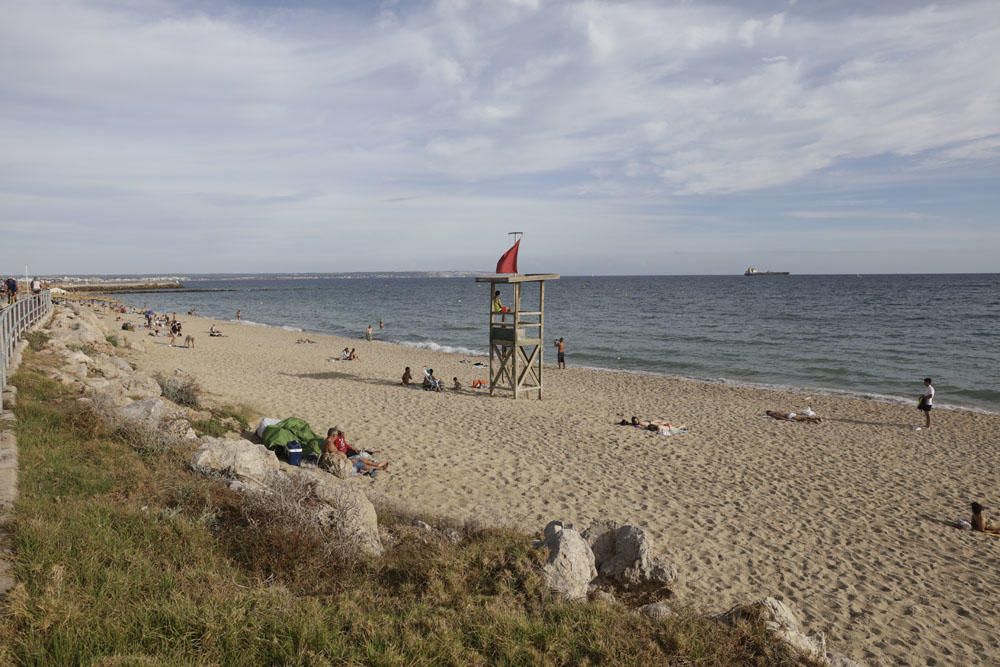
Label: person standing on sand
xmin=917 ymin=377 xmax=934 ymax=429
xmin=236 ymin=309 xmax=241 ymax=321
xmin=554 ymin=337 xmax=566 ymax=369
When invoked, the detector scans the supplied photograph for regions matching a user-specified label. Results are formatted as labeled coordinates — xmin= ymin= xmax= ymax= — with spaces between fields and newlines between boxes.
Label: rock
xmin=590 ymin=589 xmax=617 ymax=604
xmin=190 ymin=437 xmax=281 ymax=490
xmin=442 ymin=527 xmax=462 ymax=543
xmin=120 ymin=373 xmax=162 ymax=400
xmin=88 ymin=384 xmax=132 ymax=409
xmin=324 ymin=455 xmax=355 ymax=479
xmin=639 ymin=601 xmax=675 ymax=621
xmin=413 ymin=520 xmax=432 ymax=531
xmin=583 ymin=523 xmax=678 ymax=589
xmin=717 ymin=597 xmax=827 ymax=662
xmin=538 ymin=520 xmax=597 ymax=601
xmin=284 ymin=466 xmax=384 ymax=557
xmin=229 ymin=480 xmax=246 ymax=492
xmin=163 ymin=418 xmax=198 ymax=441
xmin=120 ymin=397 xmax=170 ymax=427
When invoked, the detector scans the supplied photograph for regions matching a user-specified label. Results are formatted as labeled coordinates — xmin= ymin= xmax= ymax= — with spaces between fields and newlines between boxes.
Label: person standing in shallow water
xmin=554 ymin=337 xmax=566 ymax=369
xmin=917 ymin=377 xmax=934 ymax=429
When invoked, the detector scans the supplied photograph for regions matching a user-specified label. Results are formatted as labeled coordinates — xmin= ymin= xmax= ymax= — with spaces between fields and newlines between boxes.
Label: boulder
xmin=583 ymin=523 xmax=678 ymax=589
xmin=717 ymin=597 xmax=827 ymax=662
xmin=538 ymin=520 xmax=597 ymax=601
xmin=120 ymin=397 xmax=170 ymax=427
xmin=639 ymin=601 xmax=675 ymax=622
xmin=284 ymin=466 xmax=384 ymax=557
xmin=190 ymin=437 xmax=281 ymax=490
xmin=120 ymin=373 xmax=162 ymax=400
xmin=163 ymin=418 xmax=198 ymax=441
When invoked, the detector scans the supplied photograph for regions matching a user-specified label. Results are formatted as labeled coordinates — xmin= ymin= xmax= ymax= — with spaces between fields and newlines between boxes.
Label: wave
xmin=228 ymin=319 xmax=303 ymax=332
xmin=399 ymin=340 xmax=487 ymax=357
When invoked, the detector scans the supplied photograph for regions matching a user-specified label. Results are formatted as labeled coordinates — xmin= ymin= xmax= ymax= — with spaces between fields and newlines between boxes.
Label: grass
xmin=0 ymin=350 xmax=815 ymax=666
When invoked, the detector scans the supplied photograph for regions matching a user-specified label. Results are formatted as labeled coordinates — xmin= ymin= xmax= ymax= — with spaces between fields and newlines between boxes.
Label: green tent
xmin=261 ymin=417 xmax=325 ymax=458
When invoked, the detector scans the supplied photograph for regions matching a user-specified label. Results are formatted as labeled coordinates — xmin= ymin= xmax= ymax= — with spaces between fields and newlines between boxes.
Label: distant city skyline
xmin=2 ymin=0 xmax=999 ymax=275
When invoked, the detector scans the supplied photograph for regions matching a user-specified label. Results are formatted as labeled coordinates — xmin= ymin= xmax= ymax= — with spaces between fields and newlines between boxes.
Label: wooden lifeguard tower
xmin=475 ymin=273 xmax=559 ymax=399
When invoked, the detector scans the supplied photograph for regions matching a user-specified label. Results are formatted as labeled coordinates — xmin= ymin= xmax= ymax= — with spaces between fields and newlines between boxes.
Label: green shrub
xmin=23 ymin=330 xmax=50 ymax=352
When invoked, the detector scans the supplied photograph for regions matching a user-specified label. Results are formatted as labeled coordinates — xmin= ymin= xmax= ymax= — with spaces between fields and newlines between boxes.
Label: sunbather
xmin=765 ymin=410 xmax=821 ymax=423
xmin=971 ymin=502 xmax=1000 ymax=534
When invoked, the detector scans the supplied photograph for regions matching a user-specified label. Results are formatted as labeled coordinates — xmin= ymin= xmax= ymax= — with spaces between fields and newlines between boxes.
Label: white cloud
xmin=1 ymin=0 xmax=999 ymax=272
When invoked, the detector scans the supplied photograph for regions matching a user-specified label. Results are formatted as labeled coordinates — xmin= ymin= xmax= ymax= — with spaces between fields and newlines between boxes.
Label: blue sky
xmin=1 ymin=0 xmax=999 ymax=275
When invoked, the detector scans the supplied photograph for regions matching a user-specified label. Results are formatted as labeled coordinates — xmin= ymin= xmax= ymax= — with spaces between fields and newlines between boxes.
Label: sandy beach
xmin=100 ymin=309 xmax=1000 ymax=665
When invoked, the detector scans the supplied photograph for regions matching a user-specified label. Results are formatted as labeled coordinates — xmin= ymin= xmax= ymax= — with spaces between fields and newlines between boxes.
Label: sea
xmin=111 ymin=274 xmax=1000 ymax=413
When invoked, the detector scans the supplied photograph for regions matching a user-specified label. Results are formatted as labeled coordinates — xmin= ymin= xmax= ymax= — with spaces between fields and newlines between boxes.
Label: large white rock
xmin=718 ymin=597 xmax=828 ymax=663
xmin=120 ymin=397 xmax=171 ymax=426
xmin=284 ymin=466 xmax=384 ymax=557
xmin=583 ymin=522 xmax=678 ymax=589
xmin=120 ymin=373 xmax=162 ymax=400
xmin=539 ymin=520 xmax=597 ymax=601
xmin=190 ymin=437 xmax=281 ymax=490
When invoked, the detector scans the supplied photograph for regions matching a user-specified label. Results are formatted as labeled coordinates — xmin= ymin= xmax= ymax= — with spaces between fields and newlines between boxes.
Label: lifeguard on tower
xmin=475 ymin=233 xmax=559 ymax=400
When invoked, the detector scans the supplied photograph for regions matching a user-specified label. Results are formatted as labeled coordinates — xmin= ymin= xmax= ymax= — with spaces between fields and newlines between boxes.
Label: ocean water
xmin=115 ymin=274 xmax=1000 ymax=412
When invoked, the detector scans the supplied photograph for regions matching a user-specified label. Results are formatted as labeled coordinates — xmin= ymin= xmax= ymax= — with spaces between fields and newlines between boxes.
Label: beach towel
xmin=261 ymin=417 xmax=324 ymax=458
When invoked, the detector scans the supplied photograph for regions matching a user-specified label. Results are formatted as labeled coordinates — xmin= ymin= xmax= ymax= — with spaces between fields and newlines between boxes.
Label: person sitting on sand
xmin=402 ymin=366 xmax=413 ymax=386
xmin=452 ymin=377 xmax=462 ymax=391
xmin=765 ymin=410 xmax=822 ymax=423
xmin=471 ymin=378 xmax=487 ymax=389
xmin=423 ymin=368 xmax=442 ymax=391
xmin=322 ymin=428 xmax=388 ymax=474
xmin=348 ymin=348 xmax=358 ymax=361
xmin=209 ymin=324 xmax=223 ymax=337
xmin=971 ymin=502 xmax=1000 ymax=534
xmin=339 ymin=347 xmax=351 ymax=360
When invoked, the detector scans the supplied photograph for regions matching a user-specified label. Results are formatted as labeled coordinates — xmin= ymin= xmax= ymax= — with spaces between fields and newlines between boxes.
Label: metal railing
xmin=1 ymin=291 xmax=53 ymax=410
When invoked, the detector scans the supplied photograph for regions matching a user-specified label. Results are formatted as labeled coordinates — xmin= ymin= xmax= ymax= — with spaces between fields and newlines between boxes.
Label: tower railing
xmin=1 ymin=291 xmax=53 ymax=410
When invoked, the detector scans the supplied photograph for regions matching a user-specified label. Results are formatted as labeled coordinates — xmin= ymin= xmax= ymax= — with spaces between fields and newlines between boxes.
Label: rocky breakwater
xmin=535 ymin=518 xmax=859 ymax=666
xmin=36 ymin=304 xmax=383 ymax=558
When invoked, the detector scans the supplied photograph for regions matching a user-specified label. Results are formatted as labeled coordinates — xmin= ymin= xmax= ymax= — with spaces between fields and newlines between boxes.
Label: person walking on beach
xmin=366 ymin=324 xmax=373 ymax=341
xmin=236 ymin=309 xmax=241 ymax=321
xmin=554 ymin=337 xmax=566 ymax=369
xmin=917 ymin=377 xmax=934 ymax=429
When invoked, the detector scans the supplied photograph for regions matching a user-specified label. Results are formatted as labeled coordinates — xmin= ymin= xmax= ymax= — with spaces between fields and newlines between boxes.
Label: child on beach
xmin=402 ymin=367 xmax=413 ymax=386
xmin=918 ymin=378 xmax=934 ymax=429
xmin=452 ymin=377 xmax=462 ymax=391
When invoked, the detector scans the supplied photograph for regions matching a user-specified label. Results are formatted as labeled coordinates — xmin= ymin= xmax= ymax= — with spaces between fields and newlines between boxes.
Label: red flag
xmin=496 ymin=239 xmax=520 ymax=274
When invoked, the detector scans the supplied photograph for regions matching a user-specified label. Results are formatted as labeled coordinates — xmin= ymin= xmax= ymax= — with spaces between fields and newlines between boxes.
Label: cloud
xmin=1 ymin=0 xmax=999 ymax=273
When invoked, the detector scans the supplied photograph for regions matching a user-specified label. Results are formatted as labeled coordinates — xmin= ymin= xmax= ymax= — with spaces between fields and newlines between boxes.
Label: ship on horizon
xmin=744 ymin=266 xmax=790 ymax=276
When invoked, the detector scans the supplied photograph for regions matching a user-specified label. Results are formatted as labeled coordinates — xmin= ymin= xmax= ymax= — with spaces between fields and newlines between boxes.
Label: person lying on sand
xmin=765 ymin=410 xmax=822 ymax=423
xmin=971 ymin=502 xmax=1000 ymax=534
xmin=618 ymin=416 xmax=686 ymax=432
xmin=402 ymin=366 xmax=413 ymax=386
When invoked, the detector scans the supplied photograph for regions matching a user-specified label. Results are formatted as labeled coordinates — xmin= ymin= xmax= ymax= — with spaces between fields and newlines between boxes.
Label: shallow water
xmin=116 ymin=273 xmax=1000 ymax=412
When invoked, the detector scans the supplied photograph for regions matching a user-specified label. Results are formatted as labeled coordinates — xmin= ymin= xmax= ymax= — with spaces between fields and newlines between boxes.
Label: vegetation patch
xmin=0 ymin=351 xmax=814 ymax=666
xmin=153 ymin=372 xmax=201 ymax=408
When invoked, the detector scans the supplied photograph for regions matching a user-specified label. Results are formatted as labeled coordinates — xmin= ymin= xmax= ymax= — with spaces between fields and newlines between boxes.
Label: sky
xmin=1 ymin=0 xmax=999 ymax=276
